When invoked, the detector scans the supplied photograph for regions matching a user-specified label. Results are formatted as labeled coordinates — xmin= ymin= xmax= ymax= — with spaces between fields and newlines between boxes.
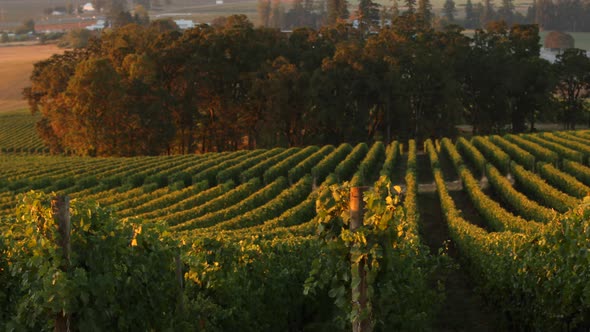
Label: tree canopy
xmin=25 ymin=16 xmax=587 ymax=156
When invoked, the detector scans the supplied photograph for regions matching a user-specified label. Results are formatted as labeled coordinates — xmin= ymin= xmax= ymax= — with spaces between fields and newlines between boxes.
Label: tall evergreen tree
xmin=497 ymin=0 xmax=514 ymax=24
xmin=418 ymin=0 xmax=432 ymax=23
xmin=465 ymin=0 xmax=476 ymax=28
xmin=443 ymin=0 xmax=456 ymax=22
xmin=358 ymin=0 xmax=381 ymax=32
xmin=480 ymin=0 xmax=495 ymax=27
xmin=405 ymin=0 xmax=416 ymax=14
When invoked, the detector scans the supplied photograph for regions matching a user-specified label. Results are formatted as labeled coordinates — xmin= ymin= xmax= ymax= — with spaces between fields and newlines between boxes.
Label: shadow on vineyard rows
xmin=416 ymin=152 xmax=503 ymax=331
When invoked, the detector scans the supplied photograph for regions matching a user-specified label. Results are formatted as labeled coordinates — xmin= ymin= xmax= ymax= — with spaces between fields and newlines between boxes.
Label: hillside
xmin=3 ymin=116 xmax=590 ymax=327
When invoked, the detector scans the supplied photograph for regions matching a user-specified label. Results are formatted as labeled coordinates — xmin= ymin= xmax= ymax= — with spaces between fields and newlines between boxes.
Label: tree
xmin=258 ymin=0 xmax=272 ymax=27
xmin=24 ymin=49 xmax=91 ymax=154
xmin=327 ymin=0 xmax=349 ymax=24
xmin=64 ymin=57 xmax=125 ymax=156
xmin=507 ymin=25 xmax=554 ymax=132
xmin=497 ymin=0 xmax=515 ymax=25
xmin=357 ymin=0 xmax=381 ymax=33
xmin=59 ymin=28 xmax=93 ymax=48
xmin=15 ymin=19 xmax=35 ymax=35
xmin=261 ymin=56 xmax=308 ymax=146
xmin=418 ymin=0 xmax=433 ymax=24
xmin=461 ymin=25 xmax=512 ymax=134
xmin=554 ymin=48 xmax=590 ymax=129
xmin=443 ymin=0 xmax=456 ymax=22
xmin=405 ymin=0 xmax=416 ymax=14
xmin=480 ymin=0 xmax=495 ymax=27
xmin=133 ymin=5 xmax=150 ymax=25
xmin=464 ymin=0 xmax=477 ymax=28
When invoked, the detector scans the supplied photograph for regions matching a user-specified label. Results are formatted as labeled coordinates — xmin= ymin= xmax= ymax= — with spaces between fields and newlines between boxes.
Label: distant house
xmin=174 ymin=19 xmax=195 ymax=30
xmin=86 ymin=19 xmax=105 ymax=31
xmin=83 ymin=3 xmax=95 ymax=12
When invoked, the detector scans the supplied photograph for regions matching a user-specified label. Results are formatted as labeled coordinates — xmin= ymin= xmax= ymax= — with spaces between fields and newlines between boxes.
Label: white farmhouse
xmin=83 ymin=3 xmax=95 ymax=12
xmin=174 ymin=19 xmax=195 ymax=30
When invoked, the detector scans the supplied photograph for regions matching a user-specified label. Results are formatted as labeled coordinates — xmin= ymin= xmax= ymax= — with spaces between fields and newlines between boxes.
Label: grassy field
xmin=0 ymin=44 xmax=61 ymax=113
xmin=151 ymin=0 xmax=258 ymax=24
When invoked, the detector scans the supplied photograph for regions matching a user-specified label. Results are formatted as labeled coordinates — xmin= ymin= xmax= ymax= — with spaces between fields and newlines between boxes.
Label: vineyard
xmin=0 ymin=111 xmax=46 ymax=153
xmin=2 ymin=124 xmax=590 ymax=330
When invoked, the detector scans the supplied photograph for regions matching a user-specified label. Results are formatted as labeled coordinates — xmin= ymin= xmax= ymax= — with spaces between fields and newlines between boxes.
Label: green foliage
xmin=208 ymin=175 xmax=313 ymax=231
xmin=379 ymin=141 xmax=399 ymax=178
xmin=430 ymin=139 xmax=541 ymax=232
xmin=554 ymin=48 xmax=590 ymax=130
xmin=217 ymin=148 xmax=284 ymax=184
xmin=145 ymin=173 xmax=168 ymax=188
xmin=130 ymin=181 xmax=233 ymax=220
xmin=173 ymin=177 xmax=288 ymax=231
xmin=335 ymin=143 xmax=369 ymax=183
xmin=523 ymin=134 xmax=584 ymax=164
xmin=182 ymin=234 xmax=324 ymax=331
xmin=164 ymin=179 xmax=260 ymax=227
xmin=51 ymin=177 xmax=76 ymax=191
xmin=541 ymin=132 xmax=590 ymax=164
xmin=440 ymin=138 xmax=462 ymax=169
xmin=305 ymin=178 xmax=444 ymax=330
xmin=1 ymin=192 xmax=179 ymax=331
xmin=505 ymin=134 xmax=559 ymax=166
xmin=537 ymin=162 xmax=590 ymax=199
xmin=263 ymin=146 xmax=319 ymax=184
xmin=430 ymin=142 xmax=590 ymax=330
xmin=239 ymin=148 xmax=300 ymax=183
xmin=195 ymin=150 xmax=265 ymax=185
xmin=471 ymin=136 xmax=510 ymax=174
xmin=456 ymin=137 xmax=486 ymax=176
xmin=489 ymin=135 xmax=535 ymax=170
xmin=510 ymin=161 xmax=578 ymax=213
xmin=311 ymin=143 xmax=353 ymax=184
xmin=288 ymin=145 xmax=335 ymax=184
xmin=563 ymin=159 xmax=590 ymax=187
xmin=0 ymin=113 xmax=47 ymax=154
xmin=126 ymin=173 xmax=146 ymax=188
xmin=288 ymin=145 xmax=334 ymax=184
xmin=486 ymin=163 xmax=555 ymax=223
xmin=350 ymin=141 xmax=385 ymax=187
xmin=463 ymin=165 xmax=541 ymax=233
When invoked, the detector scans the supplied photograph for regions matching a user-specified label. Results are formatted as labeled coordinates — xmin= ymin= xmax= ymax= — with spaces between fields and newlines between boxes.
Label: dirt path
xmin=416 ymin=152 xmax=503 ymax=331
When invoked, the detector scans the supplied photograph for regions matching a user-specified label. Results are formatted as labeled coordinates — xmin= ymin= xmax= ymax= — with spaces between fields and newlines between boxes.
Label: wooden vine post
xmin=350 ymin=186 xmax=371 ymax=332
xmin=52 ymin=196 xmax=71 ymax=332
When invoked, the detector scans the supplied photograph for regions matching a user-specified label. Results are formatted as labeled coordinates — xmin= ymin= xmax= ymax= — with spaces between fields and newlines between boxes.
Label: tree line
xmin=260 ymin=0 xmax=590 ymax=32
xmin=24 ymin=14 xmax=590 ymax=156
